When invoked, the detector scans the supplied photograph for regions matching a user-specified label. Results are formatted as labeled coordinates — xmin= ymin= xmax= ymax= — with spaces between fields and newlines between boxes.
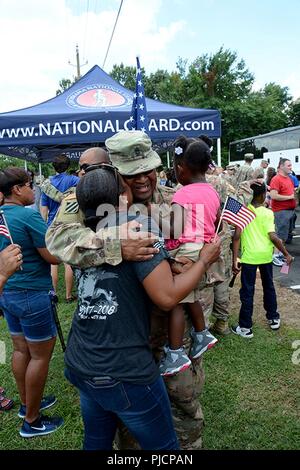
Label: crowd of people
xmin=0 ymin=131 xmax=298 ymax=450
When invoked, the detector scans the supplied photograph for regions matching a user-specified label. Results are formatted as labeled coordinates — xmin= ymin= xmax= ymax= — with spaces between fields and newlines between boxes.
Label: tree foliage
xmin=56 ymin=78 xmax=76 ymax=96
xmin=57 ymin=47 xmax=297 ymax=165
xmin=289 ymin=99 xmax=300 ymax=126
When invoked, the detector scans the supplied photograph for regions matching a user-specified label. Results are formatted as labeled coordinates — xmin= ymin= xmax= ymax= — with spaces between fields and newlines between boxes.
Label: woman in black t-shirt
xmin=64 ymin=166 xmax=220 ymax=450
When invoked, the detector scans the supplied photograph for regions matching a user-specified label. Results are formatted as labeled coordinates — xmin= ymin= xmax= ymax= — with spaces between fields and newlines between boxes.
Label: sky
xmin=0 ymin=0 xmax=299 ymax=113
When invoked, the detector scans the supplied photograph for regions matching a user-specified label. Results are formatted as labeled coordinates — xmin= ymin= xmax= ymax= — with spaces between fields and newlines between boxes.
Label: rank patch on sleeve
xmin=65 ymin=201 xmax=79 ymax=214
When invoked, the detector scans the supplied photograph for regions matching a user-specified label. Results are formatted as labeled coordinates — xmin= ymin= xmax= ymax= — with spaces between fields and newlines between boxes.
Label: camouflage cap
xmin=244 ymin=153 xmax=254 ymax=160
xmin=105 ymin=130 xmax=162 ymax=176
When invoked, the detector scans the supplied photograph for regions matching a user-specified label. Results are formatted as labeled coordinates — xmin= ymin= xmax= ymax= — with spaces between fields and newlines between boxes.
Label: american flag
xmin=0 ymin=212 xmax=11 ymax=240
xmin=222 ymin=196 xmax=256 ymax=231
xmin=128 ymin=57 xmax=149 ymax=133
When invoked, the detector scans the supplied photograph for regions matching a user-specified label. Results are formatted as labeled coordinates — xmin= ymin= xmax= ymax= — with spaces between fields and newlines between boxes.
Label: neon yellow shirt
xmin=240 ymin=204 xmax=275 ymax=265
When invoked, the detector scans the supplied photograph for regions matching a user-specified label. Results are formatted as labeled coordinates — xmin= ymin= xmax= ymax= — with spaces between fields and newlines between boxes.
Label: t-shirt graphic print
xmin=76 ymin=268 xmax=119 ymax=320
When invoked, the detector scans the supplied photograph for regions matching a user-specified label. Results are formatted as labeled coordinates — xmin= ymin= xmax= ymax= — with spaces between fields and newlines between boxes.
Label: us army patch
xmin=65 ymin=200 xmax=79 ymax=214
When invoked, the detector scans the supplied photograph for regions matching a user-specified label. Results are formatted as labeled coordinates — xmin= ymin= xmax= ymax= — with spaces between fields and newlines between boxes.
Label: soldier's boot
xmin=210 ymin=319 xmax=231 ymax=336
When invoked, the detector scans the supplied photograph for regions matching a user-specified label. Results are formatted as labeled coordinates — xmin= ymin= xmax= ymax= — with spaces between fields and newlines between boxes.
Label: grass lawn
xmin=0 ymin=267 xmax=300 ymax=450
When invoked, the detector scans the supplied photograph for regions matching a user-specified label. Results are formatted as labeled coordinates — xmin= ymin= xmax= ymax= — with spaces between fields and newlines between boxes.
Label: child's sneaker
xmin=268 ymin=319 xmax=281 ymax=330
xmin=19 ymin=414 xmax=64 ymax=438
xmin=18 ymin=395 xmax=57 ymax=419
xmin=159 ymin=346 xmax=191 ymax=376
xmin=231 ymin=325 xmax=253 ymax=338
xmin=189 ymin=328 xmax=218 ymax=359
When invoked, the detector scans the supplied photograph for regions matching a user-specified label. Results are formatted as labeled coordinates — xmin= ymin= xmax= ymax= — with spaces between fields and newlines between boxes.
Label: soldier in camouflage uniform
xmin=234 ymin=152 xmax=255 ymax=187
xmin=222 ymin=164 xmax=239 ymax=187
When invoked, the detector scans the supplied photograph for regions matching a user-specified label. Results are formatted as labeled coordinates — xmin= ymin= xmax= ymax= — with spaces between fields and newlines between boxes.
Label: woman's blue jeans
xmin=65 ymin=368 xmax=179 ymax=450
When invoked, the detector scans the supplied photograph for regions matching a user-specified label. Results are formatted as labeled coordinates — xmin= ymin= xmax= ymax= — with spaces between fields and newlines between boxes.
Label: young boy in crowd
xmin=232 ymin=182 xmax=293 ymax=338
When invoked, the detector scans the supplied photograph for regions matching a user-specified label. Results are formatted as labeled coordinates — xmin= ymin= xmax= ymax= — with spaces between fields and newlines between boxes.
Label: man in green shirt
xmin=232 ymin=182 xmax=293 ymax=338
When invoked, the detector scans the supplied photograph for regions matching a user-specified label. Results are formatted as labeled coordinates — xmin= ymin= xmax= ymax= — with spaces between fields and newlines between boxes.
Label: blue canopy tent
xmin=0 ymin=65 xmax=221 ymax=163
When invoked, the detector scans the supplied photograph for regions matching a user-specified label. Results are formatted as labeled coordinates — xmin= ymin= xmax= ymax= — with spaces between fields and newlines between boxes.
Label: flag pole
xmin=0 ymin=210 xmax=23 ymax=271
xmin=0 ymin=210 xmax=14 ymax=245
xmin=213 ymin=196 xmax=228 ymax=242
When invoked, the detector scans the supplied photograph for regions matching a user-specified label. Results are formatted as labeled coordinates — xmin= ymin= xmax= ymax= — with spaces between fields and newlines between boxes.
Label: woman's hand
xmin=0 ymin=244 xmax=23 ymax=292
xmin=0 ymin=244 xmax=22 ymax=276
xmin=170 ymin=256 xmax=194 ymax=274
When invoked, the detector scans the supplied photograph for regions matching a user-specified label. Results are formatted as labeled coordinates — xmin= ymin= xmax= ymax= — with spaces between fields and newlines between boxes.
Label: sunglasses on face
xmin=79 ymin=162 xmax=113 ymax=173
xmin=123 ymin=169 xmax=154 ymax=180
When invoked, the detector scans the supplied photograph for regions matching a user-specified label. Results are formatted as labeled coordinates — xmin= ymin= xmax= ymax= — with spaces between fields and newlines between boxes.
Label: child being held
xmin=159 ymin=136 xmax=221 ymax=376
xmin=232 ymin=182 xmax=293 ymax=338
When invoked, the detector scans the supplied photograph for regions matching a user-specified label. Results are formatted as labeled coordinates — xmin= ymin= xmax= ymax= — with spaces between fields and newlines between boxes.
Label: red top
xmin=270 ymin=174 xmax=296 ymax=212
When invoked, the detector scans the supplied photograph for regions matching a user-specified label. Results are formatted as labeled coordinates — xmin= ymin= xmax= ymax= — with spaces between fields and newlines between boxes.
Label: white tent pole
xmin=217 ymin=138 xmax=221 ymax=167
xmin=24 ymin=160 xmax=28 ymax=171
xmin=167 ymin=150 xmax=170 ymax=168
xmin=39 ymin=163 xmax=42 ymax=177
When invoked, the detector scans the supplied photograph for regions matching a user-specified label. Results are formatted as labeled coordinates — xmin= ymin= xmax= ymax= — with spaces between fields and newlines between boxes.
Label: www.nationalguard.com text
xmin=0 ymin=117 xmax=214 ymax=140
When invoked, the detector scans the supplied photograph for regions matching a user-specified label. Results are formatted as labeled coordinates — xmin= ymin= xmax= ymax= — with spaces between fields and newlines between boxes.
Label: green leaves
xmin=55 ymin=49 xmax=296 ymax=166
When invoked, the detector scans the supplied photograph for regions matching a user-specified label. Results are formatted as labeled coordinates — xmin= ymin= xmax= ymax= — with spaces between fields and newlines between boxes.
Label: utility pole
xmin=69 ymin=44 xmax=88 ymax=80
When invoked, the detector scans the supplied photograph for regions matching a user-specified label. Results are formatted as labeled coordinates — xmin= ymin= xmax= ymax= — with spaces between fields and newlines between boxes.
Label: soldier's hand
xmin=199 ymin=240 xmax=221 ymax=267
xmin=170 ymin=256 xmax=194 ymax=274
xmin=121 ymin=238 xmax=159 ymax=261
xmin=119 ymin=222 xmax=159 ymax=261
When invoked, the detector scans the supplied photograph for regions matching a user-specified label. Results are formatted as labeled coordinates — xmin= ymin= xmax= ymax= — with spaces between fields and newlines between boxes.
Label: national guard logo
xmin=66 ymin=85 xmax=132 ymax=109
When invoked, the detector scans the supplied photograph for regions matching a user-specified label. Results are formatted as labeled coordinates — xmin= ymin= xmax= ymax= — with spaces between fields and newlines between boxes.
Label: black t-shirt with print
xmin=65 ymin=215 xmax=168 ymax=384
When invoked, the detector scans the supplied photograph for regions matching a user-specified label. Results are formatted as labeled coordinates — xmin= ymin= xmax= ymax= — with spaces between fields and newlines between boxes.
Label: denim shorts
xmin=0 ymin=290 xmax=57 ymax=342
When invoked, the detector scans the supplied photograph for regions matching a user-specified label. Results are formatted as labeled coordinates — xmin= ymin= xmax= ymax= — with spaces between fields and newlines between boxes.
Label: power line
xmin=102 ymin=0 xmax=124 ymax=70
xmin=82 ymin=0 xmax=90 ymax=61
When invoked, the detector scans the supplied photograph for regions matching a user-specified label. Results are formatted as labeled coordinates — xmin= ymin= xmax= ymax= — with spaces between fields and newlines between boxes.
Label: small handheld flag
xmin=0 ymin=210 xmax=23 ymax=271
xmin=128 ymin=56 xmax=149 ymax=133
xmin=0 ymin=211 xmax=13 ymax=242
xmin=222 ymin=196 xmax=256 ymax=231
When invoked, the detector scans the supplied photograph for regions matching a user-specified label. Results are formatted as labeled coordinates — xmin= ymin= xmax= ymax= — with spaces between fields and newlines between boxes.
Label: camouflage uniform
xmin=197 ymin=176 xmax=253 ymax=329
xmin=234 ymin=163 xmax=254 ymax=187
xmin=40 ymin=178 xmax=76 ymax=203
xmin=45 ymin=189 xmax=122 ymax=268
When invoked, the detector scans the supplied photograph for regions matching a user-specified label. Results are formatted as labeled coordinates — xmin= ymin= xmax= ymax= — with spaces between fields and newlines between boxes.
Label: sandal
xmin=65 ymin=295 xmax=77 ymax=303
xmin=0 ymin=395 xmax=14 ymax=411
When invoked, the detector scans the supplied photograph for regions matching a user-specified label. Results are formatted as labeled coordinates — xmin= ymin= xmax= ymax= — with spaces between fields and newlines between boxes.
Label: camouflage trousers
xmin=115 ymin=307 xmax=205 ymax=450
xmin=199 ymin=277 xmax=231 ymax=325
